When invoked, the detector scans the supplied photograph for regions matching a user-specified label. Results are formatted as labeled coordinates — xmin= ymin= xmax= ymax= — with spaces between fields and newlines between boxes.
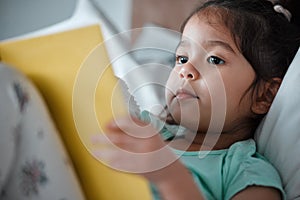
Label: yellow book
xmin=0 ymin=25 xmax=151 ymax=200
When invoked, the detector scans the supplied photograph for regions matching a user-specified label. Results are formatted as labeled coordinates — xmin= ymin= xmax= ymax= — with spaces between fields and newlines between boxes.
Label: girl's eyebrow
xmin=203 ymin=40 xmax=236 ymax=54
xmin=176 ymin=39 xmax=236 ymax=54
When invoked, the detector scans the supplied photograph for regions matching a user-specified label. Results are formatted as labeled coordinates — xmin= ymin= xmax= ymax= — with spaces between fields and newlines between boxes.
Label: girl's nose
xmin=179 ymin=64 xmax=199 ymax=80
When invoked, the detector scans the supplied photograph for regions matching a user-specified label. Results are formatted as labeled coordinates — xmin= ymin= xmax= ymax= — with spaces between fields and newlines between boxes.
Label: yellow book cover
xmin=0 ymin=25 xmax=151 ymax=200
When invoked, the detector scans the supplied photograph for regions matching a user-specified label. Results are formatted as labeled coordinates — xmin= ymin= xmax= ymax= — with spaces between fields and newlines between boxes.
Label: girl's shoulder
xmin=223 ymin=139 xmax=285 ymax=200
xmin=171 ymin=139 xmax=285 ymax=200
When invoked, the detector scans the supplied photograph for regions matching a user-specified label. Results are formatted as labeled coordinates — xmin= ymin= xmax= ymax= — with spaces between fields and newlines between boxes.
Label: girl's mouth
xmin=175 ymin=88 xmax=199 ymax=100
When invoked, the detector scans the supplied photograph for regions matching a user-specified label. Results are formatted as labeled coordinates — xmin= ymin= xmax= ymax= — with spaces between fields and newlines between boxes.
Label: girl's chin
xmin=169 ymin=97 xmax=200 ymax=114
xmin=168 ymin=99 xmax=206 ymax=131
xmin=169 ymin=112 xmax=201 ymax=131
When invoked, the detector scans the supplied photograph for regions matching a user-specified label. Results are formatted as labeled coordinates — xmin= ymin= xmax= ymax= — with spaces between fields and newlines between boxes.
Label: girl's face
xmin=165 ymin=14 xmax=256 ymax=133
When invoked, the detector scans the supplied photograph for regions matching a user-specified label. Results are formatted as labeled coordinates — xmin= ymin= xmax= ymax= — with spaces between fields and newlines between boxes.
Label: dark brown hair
xmin=166 ymin=0 xmax=300 ymax=133
xmin=182 ymin=0 xmax=300 ymax=80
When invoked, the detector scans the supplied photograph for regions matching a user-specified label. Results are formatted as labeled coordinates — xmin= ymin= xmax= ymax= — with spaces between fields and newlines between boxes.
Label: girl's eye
xmin=176 ymin=55 xmax=189 ymax=64
xmin=207 ymin=56 xmax=225 ymax=65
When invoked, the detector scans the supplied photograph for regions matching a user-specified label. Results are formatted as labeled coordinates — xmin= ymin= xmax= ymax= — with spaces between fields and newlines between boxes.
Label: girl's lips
xmin=175 ymin=88 xmax=199 ymax=100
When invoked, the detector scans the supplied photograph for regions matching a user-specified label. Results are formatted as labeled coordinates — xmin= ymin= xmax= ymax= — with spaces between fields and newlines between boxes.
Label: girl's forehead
xmin=181 ymin=14 xmax=235 ymax=48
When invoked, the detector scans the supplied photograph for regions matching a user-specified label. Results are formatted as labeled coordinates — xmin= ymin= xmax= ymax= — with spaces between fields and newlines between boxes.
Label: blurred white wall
xmin=0 ymin=0 xmax=133 ymax=41
xmin=91 ymin=0 xmax=132 ymax=33
xmin=0 ymin=0 xmax=77 ymax=40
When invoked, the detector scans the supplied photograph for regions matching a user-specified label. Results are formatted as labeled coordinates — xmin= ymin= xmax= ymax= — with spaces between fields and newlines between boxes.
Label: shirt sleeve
xmin=223 ymin=141 xmax=286 ymax=200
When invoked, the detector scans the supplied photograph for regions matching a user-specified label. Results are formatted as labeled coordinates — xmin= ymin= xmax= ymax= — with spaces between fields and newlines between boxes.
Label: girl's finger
xmin=91 ymin=133 xmax=122 ymax=145
xmin=92 ymin=148 xmax=115 ymax=159
xmin=107 ymin=117 xmax=159 ymax=139
xmin=107 ymin=116 xmax=148 ymax=130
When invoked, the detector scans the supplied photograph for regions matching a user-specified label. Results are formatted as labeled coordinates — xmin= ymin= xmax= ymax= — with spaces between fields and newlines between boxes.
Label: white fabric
xmin=104 ymin=24 xmax=180 ymax=115
xmin=0 ymin=63 xmax=85 ymax=200
xmin=255 ymin=48 xmax=300 ymax=200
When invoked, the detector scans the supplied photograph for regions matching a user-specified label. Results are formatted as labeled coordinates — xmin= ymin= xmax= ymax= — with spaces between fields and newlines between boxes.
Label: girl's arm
xmin=232 ymin=186 xmax=281 ymax=200
xmin=150 ymin=158 xmax=205 ymax=200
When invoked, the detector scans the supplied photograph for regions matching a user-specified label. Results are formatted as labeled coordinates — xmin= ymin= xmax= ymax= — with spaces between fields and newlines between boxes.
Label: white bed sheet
xmin=255 ymin=48 xmax=300 ymax=200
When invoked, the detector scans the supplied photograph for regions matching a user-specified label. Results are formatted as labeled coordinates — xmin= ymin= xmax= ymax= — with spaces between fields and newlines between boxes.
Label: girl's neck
xmin=161 ymin=110 xmax=254 ymax=151
xmin=169 ymin=128 xmax=253 ymax=151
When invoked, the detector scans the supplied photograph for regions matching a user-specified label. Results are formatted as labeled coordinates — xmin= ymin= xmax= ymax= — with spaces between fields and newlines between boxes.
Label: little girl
xmin=92 ymin=0 xmax=300 ymax=199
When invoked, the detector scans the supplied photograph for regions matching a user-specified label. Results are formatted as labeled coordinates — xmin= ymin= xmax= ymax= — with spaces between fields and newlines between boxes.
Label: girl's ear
xmin=251 ymin=78 xmax=282 ymax=115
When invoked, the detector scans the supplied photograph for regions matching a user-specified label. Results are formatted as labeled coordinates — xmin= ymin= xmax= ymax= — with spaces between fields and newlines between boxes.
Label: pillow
xmin=255 ymin=47 xmax=300 ymax=200
xmin=0 ymin=62 xmax=85 ymax=200
xmin=0 ymin=25 xmax=151 ymax=200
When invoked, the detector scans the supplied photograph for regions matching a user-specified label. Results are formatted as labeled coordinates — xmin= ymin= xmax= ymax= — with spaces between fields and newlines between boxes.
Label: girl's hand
xmin=91 ymin=116 xmax=178 ymax=182
xmin=91 ymin=116 xmax=205 ymax=200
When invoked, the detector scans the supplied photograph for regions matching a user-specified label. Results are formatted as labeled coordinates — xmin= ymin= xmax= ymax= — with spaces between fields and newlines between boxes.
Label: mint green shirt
xmin=151 ymin=139 xmax=285 ymax=200
xmin=140 ymin=111 xmax=285 ymax=200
